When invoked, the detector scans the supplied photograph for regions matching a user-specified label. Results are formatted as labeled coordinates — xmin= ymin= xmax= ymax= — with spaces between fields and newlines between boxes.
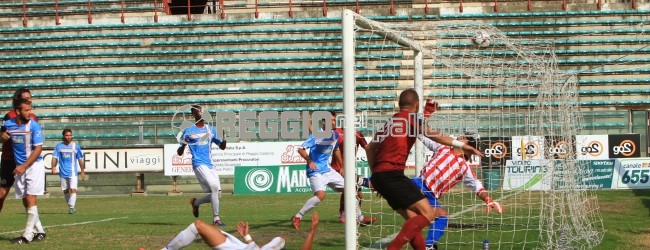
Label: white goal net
xmin=342 ymin=10 xmax=606 ymax=250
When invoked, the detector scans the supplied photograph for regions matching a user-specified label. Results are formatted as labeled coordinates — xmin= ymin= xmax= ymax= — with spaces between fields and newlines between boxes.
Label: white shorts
xmin=213 ymin=231 xmax=248 ymax=250
xmin=60 ymin=176 xmax=78 ymax=191
xmin=194 ymin=165 xmax=221 ymax=193
xmin=213 ymin=231 xmax=285 ymax=250
xmin=14 ymin=160 xmax=45 ymax=198
xmin=309 ymin=170 xmax=345 ymax=193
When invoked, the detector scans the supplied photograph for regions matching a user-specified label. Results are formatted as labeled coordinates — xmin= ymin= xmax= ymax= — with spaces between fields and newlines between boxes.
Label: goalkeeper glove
xmin=485 ymin=197 xmax=503 ymax=214
xmin=423 ymin=98 xmax=438 ymax=119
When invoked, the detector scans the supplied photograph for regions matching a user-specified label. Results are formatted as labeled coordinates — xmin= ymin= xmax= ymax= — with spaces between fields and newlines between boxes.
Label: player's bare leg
xmin=0 ymin=187 xmax=9 ymax=213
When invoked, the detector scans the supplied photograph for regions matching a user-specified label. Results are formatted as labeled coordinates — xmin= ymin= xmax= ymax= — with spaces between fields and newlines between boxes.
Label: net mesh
xmin=349 ymin=13 xmax=605 ymax=250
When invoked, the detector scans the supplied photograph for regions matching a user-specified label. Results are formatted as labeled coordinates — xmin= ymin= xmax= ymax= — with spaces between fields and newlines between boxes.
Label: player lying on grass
xmin=162 ymin=212 xmax=320 ymax=250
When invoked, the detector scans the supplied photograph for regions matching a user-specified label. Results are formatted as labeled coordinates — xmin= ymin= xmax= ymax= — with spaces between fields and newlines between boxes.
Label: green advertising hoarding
xmin=234 ymin=163 xmax=372 ymax=195
xmin=554 ymin=160 xmax=615 ymax=189
xmin=579 ymin=159 xmax=615 ymax=189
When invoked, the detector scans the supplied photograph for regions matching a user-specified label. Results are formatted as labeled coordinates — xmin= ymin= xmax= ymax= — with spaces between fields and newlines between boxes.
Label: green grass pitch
xmin=0 ymin=189 xmax=648 ymax=249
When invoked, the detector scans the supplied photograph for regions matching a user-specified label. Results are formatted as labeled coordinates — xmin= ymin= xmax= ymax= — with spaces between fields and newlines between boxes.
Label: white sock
xmin=165 ymin=222 xmax=198 ymax=250
xmin=69 ymin=193 xmax=77 ymax=208
xmin=296 ymin=196 xmax=321 ymax=219
xmin=210 ymin=191 xmax=220 ymax=221
xmin=34 ymin=218 xmax=45 ymax=234
xmin=23 ymin=206 xmax=39 ymax=241
xmin=64 ymin=193 xmax=71 ymax=206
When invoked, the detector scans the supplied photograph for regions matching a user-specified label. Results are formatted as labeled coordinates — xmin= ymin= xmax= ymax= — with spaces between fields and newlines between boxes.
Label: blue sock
xmin=426 ymin=216 xmax=448 ymax=245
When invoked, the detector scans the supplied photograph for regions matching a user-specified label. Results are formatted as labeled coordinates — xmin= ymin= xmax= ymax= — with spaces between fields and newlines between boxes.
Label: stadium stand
xmin=0 ymin=0 xmax=648 ymax=194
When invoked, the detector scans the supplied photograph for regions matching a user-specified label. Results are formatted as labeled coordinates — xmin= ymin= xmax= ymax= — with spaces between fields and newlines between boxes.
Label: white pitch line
xmin=361 ymin=192 xmax=518 ymax=250
xmin=0 ymin=216 xmax=128 ymax=235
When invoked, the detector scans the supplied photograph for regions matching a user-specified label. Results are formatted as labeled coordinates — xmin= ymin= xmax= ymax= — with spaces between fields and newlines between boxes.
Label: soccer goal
xmin=341 ymin=9 xmax=605 ymax=250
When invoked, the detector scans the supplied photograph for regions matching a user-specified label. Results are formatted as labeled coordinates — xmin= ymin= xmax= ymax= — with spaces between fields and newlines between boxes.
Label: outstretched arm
xmin=236 ymin=221 xmax=254 ymax=245
xmin=423 ymin=131 xmax=483 ymax=158
xmin=464 ymin=169 xmax=503 ymax=214
xmin=301 ymin=211 xmax=320 ymax=250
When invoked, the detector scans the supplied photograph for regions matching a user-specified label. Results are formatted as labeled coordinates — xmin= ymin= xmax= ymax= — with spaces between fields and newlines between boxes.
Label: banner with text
xmin=503 ymin=160 xmax=552 ymax=191
xmin=164 ymin=141 xmax=306 ymax=176
xmin=503 ymin=159 xmax=616 ymax=191
xmin=554 ymin=159 xmax=615 ymax=189
xmin=607 ymin=134 xmax=641 ymax=158
xmin=612 ymin=157 xmax=650 ymax=189
xmin=480 ymin=137 xmax=512 ymax=169
xmin=42 ymin=148 xmax=163 ymax=173
xmin=512 ymin=136 xmax=545 ymax=161
xmin=234 ymin=163 xmax=372 ymax=194
xmin=575 ymin=135 xmax=609 ymax=160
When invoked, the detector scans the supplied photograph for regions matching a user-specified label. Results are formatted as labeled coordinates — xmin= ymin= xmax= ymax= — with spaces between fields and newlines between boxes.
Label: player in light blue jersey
xmin=0 ymin=99 xmax=47 ymax=244
xmin=177 ymin=105 xmax=227 ymax=226
xmin=291 ymin=111 xmax=374 ymax=229
xmin=52 ymin=128 xmax=86 ymax=214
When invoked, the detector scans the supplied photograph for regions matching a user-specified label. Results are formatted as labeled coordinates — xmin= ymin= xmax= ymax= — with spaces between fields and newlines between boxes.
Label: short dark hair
xmin=191 ymin=104 xmax=203 ymax=113
xmin=398 ymin=88 xmax=419 ymax=108
xmin=460 ymin=132 xmax=479 ymax=161
xmin=12 ymin=88 xmax=31 ymax=109
xmin=62 ymin=128 xmax=72 ymax=136
xmin=14 ymin=99 xmax=31 ymax=110
xmin=328 ymin=111 xmax=337 ymax=116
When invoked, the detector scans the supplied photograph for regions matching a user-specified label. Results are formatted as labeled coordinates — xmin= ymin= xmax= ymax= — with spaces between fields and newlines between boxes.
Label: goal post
xmin=342 ymin=10 xmax=427 ymax=248
xmin=342 ymin=9 xmax=605 ymax=250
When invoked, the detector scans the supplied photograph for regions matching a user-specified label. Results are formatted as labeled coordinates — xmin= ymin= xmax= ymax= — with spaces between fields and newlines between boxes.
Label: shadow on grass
xmin=247 ymin=218 xmax=309 ymax=231
xmin=448 ymin=222 xmax=529 ymax=229
xmin=632 ymin=189 xmax=650 ymax=216
xmin=128 ymin=222 xmax=180 ymax=226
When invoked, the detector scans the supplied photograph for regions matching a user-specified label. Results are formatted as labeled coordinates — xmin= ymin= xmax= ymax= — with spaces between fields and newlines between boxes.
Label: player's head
xmin=62 ymin=128 xmax=73 ymax=144
xmin=12 ymin=88 xmax=32 ymax=109
xmin=190 ymin=104 xmax=203 ymax=122
xmin=458 ymin=132 xmax=479 ymax=161
xmin=320 ymin=111 xmax=337 ymax=130
xmin=398 ymin=88 xmax=419 ymax=112
xmin=15 ymin=99 xmax=32 ymax=123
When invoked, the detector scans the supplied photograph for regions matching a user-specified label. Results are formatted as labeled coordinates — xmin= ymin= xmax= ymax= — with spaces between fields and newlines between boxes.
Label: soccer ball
xmin=471 ymin=31 xmax=491 ymax=48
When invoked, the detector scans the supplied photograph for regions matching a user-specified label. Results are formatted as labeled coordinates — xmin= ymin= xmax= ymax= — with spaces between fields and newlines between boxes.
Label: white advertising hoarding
xmin=575 ymin=135 xmax=609 ymax=160
xmin=164 ymin=141 xmax=306 ymax=176
xmin=612 ymin=157 xmax=650 ymax=189
xmin=42 ymin=148 xmax=164 ymax=173
xmin=502 ymin=159 xmax=553 ymax=191
xmin=512 ymin=136 xmax=545 ymax=161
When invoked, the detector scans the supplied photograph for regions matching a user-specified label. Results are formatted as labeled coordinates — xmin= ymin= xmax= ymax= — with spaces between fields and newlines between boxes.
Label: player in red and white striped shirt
xmin=412 ymin=133 xmax=503 ymax=249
